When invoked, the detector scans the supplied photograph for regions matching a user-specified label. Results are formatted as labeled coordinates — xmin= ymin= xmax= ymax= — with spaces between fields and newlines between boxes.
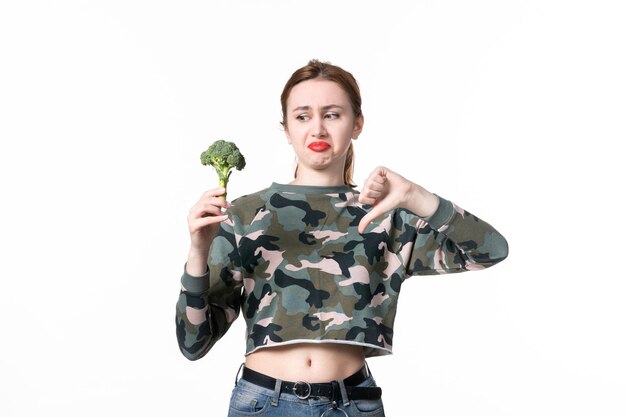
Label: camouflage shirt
xmin=176 ymin=182 xmax=508 ymax=360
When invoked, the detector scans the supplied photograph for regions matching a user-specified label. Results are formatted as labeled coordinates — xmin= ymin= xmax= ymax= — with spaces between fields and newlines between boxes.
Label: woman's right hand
xmin=186 ymin=187 xmax=230 ymax=276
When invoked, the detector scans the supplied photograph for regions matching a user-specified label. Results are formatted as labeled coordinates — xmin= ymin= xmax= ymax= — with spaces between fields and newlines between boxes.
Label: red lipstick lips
xmin=308 ymin=141 xmax=331 ymax=152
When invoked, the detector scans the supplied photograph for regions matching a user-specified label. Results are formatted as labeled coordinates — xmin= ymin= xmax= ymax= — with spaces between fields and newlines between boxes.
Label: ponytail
xmin=343 ymin=143 xmax=356 ymax=187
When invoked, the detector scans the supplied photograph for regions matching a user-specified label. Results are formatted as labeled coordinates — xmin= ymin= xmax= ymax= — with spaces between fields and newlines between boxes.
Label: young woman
xmin=176 ymin=60 xmax=509 ymax=417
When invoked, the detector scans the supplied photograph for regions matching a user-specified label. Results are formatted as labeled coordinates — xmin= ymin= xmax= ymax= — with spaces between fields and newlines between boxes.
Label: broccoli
xmin=200 ymin=140 xmax=246 ymax=201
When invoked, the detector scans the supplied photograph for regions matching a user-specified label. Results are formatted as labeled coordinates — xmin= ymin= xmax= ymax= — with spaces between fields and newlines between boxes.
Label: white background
xmin=1 ymin=1 xmax=625 ymax=416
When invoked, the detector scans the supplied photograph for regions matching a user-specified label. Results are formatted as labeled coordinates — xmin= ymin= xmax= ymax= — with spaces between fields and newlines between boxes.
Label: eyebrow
xmin=291 ymin=104 xmax=344 ymax=112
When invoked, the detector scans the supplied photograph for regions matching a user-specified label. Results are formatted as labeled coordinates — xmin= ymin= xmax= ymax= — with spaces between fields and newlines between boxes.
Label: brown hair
xmin=280 ymin=59 xmax=362 ymax=187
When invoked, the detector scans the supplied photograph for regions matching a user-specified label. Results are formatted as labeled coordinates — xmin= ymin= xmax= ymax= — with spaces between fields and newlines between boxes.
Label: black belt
xmin=241 ymin=365 xmax=382 ymax=401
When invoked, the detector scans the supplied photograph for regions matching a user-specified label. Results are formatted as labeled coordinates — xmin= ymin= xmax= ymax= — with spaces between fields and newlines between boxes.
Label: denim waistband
xmin=233 ymin=363 xmax=380 ymax=407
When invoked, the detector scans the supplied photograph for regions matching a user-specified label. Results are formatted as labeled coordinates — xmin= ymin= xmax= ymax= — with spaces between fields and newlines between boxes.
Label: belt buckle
xmin=292 ymin=381 xmax=312 ymax=399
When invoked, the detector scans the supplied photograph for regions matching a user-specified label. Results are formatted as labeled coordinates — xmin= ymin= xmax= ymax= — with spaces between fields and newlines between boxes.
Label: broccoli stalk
xmin=200 ymin=140 xmax=246 ymax=201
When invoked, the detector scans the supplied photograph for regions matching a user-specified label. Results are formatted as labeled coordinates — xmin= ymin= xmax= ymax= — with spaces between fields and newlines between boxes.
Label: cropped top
xmin=175 ymin=182 xmax=508 ymax=360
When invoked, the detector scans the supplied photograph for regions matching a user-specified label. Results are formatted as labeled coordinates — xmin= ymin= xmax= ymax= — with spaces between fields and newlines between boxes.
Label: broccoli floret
xmin=200 ymin=140 xmax=246 ymax=200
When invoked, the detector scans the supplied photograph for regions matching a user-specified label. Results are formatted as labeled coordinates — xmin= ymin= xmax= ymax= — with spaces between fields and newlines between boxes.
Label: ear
xmin=352 ymin=114 xmax=364 ymax=139
xmin=284 ymin=127 xmax=292 ymax=144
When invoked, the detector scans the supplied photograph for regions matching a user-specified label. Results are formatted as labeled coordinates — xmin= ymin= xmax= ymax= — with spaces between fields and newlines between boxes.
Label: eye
xmin=325 ymin=113 xmax=339 ymax=120
xmin=296 ymin=114 xmax=310 ymax=121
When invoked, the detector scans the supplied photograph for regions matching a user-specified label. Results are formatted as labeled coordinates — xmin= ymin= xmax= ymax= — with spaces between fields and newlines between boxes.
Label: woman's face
xmin=285 ymin=79 xmax=363 ymax=179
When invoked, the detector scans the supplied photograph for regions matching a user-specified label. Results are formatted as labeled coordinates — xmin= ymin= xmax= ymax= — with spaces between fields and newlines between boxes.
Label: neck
xmin=289 ymin=164 xmax=345 ymax=187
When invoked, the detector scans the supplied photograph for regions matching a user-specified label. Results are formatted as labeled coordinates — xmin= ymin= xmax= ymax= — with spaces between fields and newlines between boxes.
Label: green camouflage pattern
xmin=175 ymin=182 xmax=508 ymax=360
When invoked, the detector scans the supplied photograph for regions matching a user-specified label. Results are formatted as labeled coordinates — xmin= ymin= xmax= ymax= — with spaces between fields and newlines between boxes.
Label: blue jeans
xmin=227 ymin=367 xmax=385 ymax=417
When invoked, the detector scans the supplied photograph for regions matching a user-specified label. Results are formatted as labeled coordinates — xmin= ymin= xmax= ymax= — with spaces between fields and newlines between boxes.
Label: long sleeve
xmin=175 ymin=216 xmax=243 ymax=361
xmin=399 ymin=196 xmax=508 ymax=277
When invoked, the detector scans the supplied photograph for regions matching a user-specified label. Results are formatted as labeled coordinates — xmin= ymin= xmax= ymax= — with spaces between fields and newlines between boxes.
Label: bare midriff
xmin=245 ymin=342 xmax=366 ymax=383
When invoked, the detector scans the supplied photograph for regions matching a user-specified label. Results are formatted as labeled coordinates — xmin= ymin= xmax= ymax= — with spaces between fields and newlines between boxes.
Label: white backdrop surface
xmin=1 ymin=1 xmax=625 ymax=416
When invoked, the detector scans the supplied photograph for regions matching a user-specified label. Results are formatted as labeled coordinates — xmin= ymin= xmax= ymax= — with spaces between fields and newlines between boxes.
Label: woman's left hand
xmin=357 ymin=166 xmax=439 ymax=233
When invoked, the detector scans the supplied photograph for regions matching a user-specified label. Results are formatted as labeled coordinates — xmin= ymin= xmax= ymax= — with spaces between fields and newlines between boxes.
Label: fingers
xmin=358 ymin=186 xmax=383 ymax=205
xmin=188 ymin=201 xmax=228 ymax=227
xmin=364 ymin=167 xmax=388 ymax=189
xmin=359 ymin=166 xmax=389 ymax=206
xmin=191 ymin=200 xmax=227 ymax=217
xmin=188 ymin=187 xmax=231 ymax=231
xmin=358 ymin=193 xmax=379 ymax=206
xmin=198 ymin=188 xmax=229 ymax=208
xmin=191 ymin=188 xmax=229 ymax=214
xmin=189 ymin=213 xmax=229 ymax=234
xmin=202 ymin=187 xmax=228 ymax=199
xmin=357 ymin=166 xmax=404 ymax=233
xmin=358 ymin=168 xmax=389 ymax=233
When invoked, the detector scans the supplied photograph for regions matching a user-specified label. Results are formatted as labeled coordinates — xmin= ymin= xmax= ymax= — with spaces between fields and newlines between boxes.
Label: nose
xmin=312 ymin=117 xmax=327 ymax=138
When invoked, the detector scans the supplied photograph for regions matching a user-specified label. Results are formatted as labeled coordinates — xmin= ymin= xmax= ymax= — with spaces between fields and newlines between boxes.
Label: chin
xmin=305 ymin=157 xmax=333 ymax=168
